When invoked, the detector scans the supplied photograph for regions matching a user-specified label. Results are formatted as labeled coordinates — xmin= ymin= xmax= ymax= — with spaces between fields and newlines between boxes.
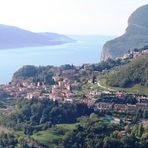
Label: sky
xmin=0 ymin=0 xmax=147 ymax=35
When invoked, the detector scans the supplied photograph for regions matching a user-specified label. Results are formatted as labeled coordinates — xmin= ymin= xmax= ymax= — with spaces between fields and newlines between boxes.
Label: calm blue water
xmin=0 ymin=35 xmax=114 ymax=84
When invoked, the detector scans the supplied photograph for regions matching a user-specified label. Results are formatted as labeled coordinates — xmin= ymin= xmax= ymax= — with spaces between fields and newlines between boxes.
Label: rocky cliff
xmin=101 ymin=4 xmax=148 ymax=61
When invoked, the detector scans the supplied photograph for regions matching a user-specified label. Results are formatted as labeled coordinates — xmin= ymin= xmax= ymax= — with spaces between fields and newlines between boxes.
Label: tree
xmin=143 ymin=110 xmax=148 ymax=119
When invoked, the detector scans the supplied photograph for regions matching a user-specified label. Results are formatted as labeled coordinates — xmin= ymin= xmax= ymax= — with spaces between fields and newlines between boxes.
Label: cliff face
xmin=101 ymin=4 xmax=148 ymax=61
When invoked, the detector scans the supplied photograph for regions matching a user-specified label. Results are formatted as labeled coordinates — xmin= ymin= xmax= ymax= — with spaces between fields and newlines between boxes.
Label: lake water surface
xmin=0 ymin=35 xmax=114 ymax=84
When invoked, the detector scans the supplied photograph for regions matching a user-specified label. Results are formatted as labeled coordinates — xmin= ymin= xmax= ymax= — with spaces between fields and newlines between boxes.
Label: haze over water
xmin=0 ymin=35 xmax=113 ymax=84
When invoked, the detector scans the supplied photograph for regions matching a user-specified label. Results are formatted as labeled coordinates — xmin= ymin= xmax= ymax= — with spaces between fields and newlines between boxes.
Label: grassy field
xmin=57 ymin=123 xmax=76 ymax=130
xmin=116 ymin=84 xmax=148 ymax=95
xmin=31 ymin=123 xmax=76 ymax=146
xmin=32 ymin=130 xmax=62 ymax=146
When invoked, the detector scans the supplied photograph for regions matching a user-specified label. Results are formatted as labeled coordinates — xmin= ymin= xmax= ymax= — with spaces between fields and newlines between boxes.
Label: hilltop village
xmin=117 ymin=46 xmax=148 ymax=60
xmin=0 ymin=47 xmax=148 ymax=113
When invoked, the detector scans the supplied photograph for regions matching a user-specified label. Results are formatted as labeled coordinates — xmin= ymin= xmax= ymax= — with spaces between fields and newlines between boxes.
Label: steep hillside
xmin=0 ymin=24 xmax=73 ymax=49
xmin=106 ymin=55 xmax=148 ymax=88
xmin=101 ymin=4 xmax=148 ymax=61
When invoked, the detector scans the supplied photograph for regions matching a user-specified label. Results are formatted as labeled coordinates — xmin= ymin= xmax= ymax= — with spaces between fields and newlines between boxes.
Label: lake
xmin=0 ymin=35 xmax=114 ymax=84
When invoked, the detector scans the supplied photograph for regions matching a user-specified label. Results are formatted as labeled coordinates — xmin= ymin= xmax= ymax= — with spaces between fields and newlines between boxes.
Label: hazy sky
xmin=0 ymin=0 xmax=147 ymax=35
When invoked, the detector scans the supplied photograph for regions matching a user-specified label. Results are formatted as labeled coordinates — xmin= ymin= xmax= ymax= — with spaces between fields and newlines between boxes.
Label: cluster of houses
xmin=0 ymin=58 xmax=147 ymax=114
xmin=94 ymin=94 xmax=148 ymax=112
xmin=48 ymin=65 xmax=98 ymax=103
xmin=94 ymin=102 xmax=148 ymax=112
xmin=49 ymin=77 xmax=77 ymax=102
xmin=0 ymin=73 xmax=147 ymax=113
xmin=117 ymin=48 xmax=148 ymax=60
xmin=0 ymin=79 xmax=49 ymax=99
xmin=0 ymin=65 xmax=96 ymax=103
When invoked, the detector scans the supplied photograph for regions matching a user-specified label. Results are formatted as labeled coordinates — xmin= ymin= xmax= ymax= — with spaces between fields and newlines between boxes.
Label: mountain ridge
xmin=0 ymin=24 xmax=74 ymax=49
xmin=101 ymin=4 xmax=148 ymax=61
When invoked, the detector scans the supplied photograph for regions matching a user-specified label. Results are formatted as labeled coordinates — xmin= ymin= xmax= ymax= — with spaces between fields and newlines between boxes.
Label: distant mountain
xmin=101 ymin=4 xmax=148 ymax=61
xmin=0 ymin=24 xmax=74 ymax=49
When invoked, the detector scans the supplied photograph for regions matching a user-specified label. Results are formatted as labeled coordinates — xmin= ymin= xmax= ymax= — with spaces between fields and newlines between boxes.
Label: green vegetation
xmin=115 ymin=84 xmax=148 ymax=95
xmin=12 ymin=64 xmax=78 ymax=85
xmin=99 ymin=79 xmax=148 ymax=95
xmin=0 ymin=132 xmax=42 ymax=147
xmin=106 ymin=55 xmax=148 ymax=88
xmin=57 ymin=123 xmax=76 ymax=131
xmin=12 ymin=58 xmax=129 ymax=85
xmin=0 ymin=97 xmax=148 ymax=147
xmin=92 ymin=58 xmax=129 ymax=72
xmin=0 ymin=98 xmax=16 ymax=108
xmin=0 ymin=98 xmax=92 ymax=135
xmin=32 ymin=129 xmax=62 ymax=146
xmin=32 ymin=124 xmax=76 ymax=146
xmin=97 ymin=93 xmax=137 ymax=104
xmin=12 ymin=65 xmax=55 ymax=84
xmin=62 ymin=115 xmax=148 ymax=148
xmin=0 ymin=45 xmax=147 ymax=147
xmin=0 ymin=133 xmax=18 ymax=147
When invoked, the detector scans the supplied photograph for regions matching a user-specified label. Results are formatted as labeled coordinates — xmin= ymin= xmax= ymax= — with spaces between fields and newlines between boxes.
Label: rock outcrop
xmin=101 ymin=4 xmax=148 ymax=61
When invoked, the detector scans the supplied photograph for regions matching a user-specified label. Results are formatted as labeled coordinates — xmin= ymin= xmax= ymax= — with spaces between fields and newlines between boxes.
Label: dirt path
xmin=97 ymin=82 xmax=107 ymax=89
xmin=97 ymin=82 xmax=115 ymax=91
